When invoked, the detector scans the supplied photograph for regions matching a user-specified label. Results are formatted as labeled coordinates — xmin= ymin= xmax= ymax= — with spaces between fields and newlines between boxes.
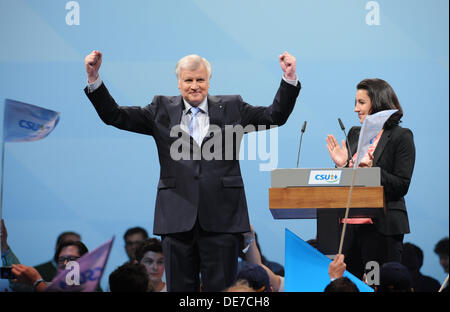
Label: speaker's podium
xmin=269 ymin=168 xmax=384 ymax=256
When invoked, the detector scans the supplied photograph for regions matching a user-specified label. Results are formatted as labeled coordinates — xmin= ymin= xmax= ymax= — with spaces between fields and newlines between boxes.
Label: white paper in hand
xmin=354 ymin=109 xmax=397 ymax=168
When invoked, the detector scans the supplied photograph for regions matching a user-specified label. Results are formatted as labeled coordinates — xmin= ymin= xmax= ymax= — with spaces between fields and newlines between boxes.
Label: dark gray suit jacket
xmin=347 ymin=125 xmax=415 ymax=235
xmin=85 ymin=79 xmax=301 ymax=235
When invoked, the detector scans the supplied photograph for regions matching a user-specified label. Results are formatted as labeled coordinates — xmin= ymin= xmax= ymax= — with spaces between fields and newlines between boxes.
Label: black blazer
xmin=347 ymin=125 xmax=415 ymax=235
xmin=85 ymin=80 xmax=301 ymax=235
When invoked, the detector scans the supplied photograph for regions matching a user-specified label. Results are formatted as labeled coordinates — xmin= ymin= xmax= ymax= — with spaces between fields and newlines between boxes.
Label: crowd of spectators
xmin=1 ymin=219 xmax=448 ymax=292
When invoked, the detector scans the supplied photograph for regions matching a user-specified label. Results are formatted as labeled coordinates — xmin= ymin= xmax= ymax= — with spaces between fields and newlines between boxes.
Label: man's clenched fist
xmin=279 ymin=51 xmax=297 ymax=81
xmin=85 ymin=50 xmax=102 ymax=83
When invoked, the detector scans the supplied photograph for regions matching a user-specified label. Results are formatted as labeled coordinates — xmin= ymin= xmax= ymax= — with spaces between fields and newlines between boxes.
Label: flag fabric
xmin=284 ymin=228 xmax=373 ymax=292
xmin=45 ymin=237 xmax=114 ymax=292
xmin=353 ymin=109 xmax=397 ymax=168
xmin=3 ymin=99 xmax=60 ymax=142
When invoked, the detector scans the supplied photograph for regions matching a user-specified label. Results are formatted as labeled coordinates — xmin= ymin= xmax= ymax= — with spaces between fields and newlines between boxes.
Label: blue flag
xmin=285 ymin=228 xmax=374 ymax=292
xmin=3 ymin=99 xmax=60 ymax=142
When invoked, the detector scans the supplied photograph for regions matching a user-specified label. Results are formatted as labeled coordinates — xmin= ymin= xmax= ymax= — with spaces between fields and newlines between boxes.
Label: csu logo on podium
xmin=308 ymin=170 xmax=342 ymax=185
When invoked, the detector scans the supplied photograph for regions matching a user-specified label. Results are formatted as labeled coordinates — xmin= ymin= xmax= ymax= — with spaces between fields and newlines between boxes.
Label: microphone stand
xmin=296 ymin=121 xmax=307 ymax=168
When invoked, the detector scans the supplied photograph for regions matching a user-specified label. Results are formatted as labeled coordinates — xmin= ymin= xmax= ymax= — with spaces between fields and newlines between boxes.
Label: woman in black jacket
xmin=326 ymin=78 xmax=416 ymax=279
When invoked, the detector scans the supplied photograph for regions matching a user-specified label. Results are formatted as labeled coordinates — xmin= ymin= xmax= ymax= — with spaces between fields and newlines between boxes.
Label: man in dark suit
xmin=84 ymin=51 xmax=301 ymax=291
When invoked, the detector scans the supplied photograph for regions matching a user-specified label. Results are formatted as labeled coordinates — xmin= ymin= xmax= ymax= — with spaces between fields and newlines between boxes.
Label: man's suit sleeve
xmin=239 ymin=79 xmax=301 ymax=128
xmin=84 ymin=82 xmax=155 ymax=136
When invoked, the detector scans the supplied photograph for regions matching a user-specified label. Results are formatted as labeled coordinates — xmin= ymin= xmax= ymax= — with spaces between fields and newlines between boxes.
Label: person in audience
xmin=324 ymin=254 xmax=359 ymax=292
xmin=10 ymin=264 xmax=48 ymax=292
xmin=306 ymin=238 xmax=317 ymax=249
xmin=123 ymin=227 xmax=149 ymax=263
xmin=236 ymin=263 xmax=271 ymax=292
xmin=109 ymin=263 xmax=149 ymax=292
xmin=238 ymin=230 xmax=284 ymax=277
xmin=241 ymin=225 xmax=343 ymax=292
xmin=375 ymin=262 xmax=414 ymax=292
xmin=324 ymin=277 xmax=359 ymax=292
xmin=434 ymin=237 xmax=449 ymax=274
xmin=1 ymin=219 xmax=82 ymax=287
xmin=434 ymin=237 xmax=449 ymax=292
xmin=54 ymin=240 xmax=104 ymax=292
xmin=9 ymin=240 xmax=88 ymax=292
xmin=2 ymin=219 xmax=40 ymax=291
xmin=401 ymin=242 xmax=440 ymax=291
xmin=241 ymin=225 xmax=283 ymax=292
xmin=54 ymin=240 xmax=89 ymax=271
xmin=253 ymin=232 xmax=284 ymax=276
xmin=328 ymin=254 xmax=347 ymax=280
xmin=1 ymin=220 xmax=91 ymax=292
xmin=135 ymin=238 xmax=166 ymax=292
xmin=223 ymin=279 xmax=256 ymax=292
xmin=34 ymin=231 xmax=81 ymax=282
xmin=244 ymin=227 xmax=354 ymax=293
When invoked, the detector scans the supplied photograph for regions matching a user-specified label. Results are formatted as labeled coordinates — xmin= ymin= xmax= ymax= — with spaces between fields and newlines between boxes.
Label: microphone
xmin=296 ymin=121 xmax=307 ymax=168
xmin=338 ymin=118 xmax=352 ymax=166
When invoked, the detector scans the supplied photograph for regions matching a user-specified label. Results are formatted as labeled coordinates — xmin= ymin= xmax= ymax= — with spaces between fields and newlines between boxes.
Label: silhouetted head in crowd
xmin=109 ymin=263 xmax=149 ymax=292
xmin=434 ymin=237 xmax=449 ymax=273
xmin=124 ymin=227 xmax=149 ymax=262
xmin=376 ymin=262 xmax=413 ymax=292
xmin=236 ymin=263 xmax=271 ymax=292
xmin=306 ymin=238 xmax=317 ymax=249
xmin=401 ymin=242 xmax=424 ymax=272
xmin=224 ymin=279 xmax=256 ymax=292
xmin=54 ymin=240 xmax=89 ymax=270
xmin=324 ymin=277 xmax=359 ymax=292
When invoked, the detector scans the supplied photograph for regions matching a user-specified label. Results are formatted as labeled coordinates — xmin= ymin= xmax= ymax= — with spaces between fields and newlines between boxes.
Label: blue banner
xmin=3 ymin=99 xmax=60 ymax=142
xmin=285 ymin=228 xmax=374 ymax=292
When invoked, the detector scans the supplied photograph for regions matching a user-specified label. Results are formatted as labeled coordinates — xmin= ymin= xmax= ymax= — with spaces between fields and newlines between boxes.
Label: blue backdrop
xmin=0 ymin=0 xmax=448 ymax=291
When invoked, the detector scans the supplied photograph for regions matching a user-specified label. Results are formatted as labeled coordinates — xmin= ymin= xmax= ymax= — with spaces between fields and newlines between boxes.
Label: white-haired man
xmin=84 ymin=51 xmax=301 ymax=291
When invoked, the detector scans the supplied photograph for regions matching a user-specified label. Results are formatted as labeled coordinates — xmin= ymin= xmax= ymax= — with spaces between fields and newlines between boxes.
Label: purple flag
xmin=45 ymin=237 xmax=114 ymax=292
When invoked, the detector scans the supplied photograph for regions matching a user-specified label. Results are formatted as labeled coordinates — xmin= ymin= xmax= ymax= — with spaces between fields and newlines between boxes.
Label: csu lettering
xmin=315 ymin=174 xmax=336 ymax=181
xmin=19 ymin=120 xmax=44 ymax=131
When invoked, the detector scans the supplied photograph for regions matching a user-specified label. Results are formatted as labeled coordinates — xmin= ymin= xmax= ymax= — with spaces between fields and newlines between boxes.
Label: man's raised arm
xmin=85 ymin=50 xmax=103 ymax=93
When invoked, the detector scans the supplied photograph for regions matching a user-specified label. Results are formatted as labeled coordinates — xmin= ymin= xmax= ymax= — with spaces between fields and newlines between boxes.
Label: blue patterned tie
xmin=189 ymin=107 xmax=201 ymax=144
